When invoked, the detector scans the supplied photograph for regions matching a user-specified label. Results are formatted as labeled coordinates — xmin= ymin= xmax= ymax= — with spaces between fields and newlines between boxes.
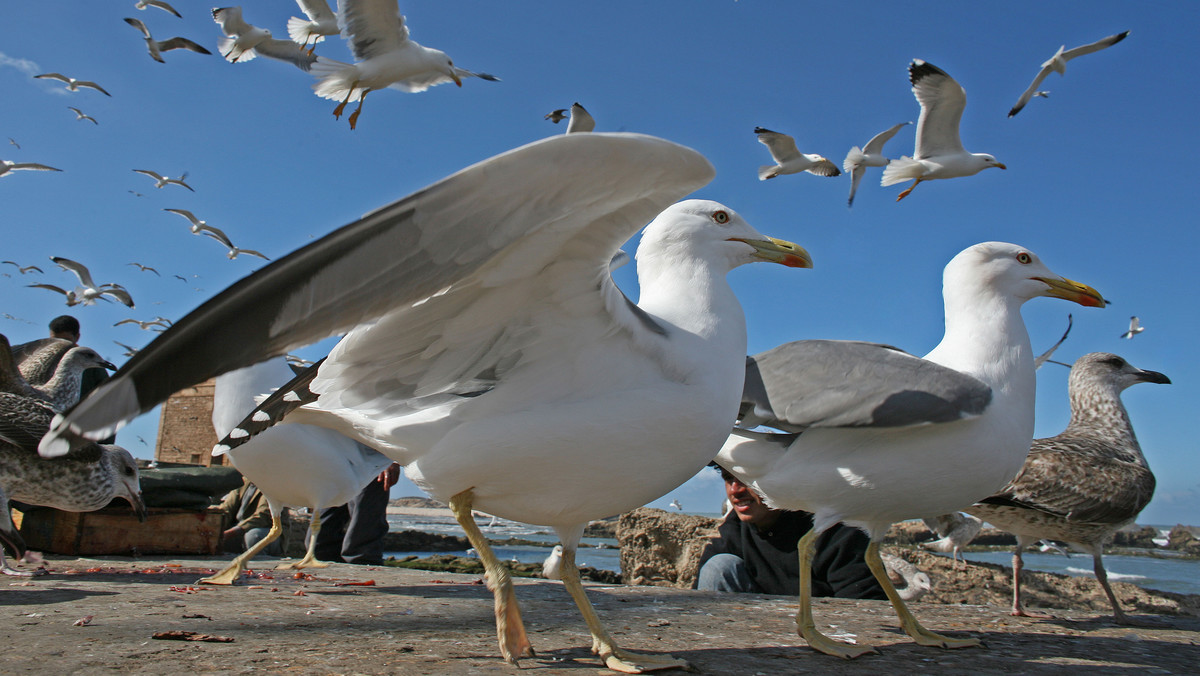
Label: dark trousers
xmin=313 ymin=478 xmax=389 ymax=565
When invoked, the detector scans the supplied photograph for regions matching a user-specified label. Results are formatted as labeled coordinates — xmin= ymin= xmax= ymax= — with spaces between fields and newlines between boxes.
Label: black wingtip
xmin=908 ymin=59 xmax=948 ymax=85
xmin=753 ymin=126 xmax=775 ymax=135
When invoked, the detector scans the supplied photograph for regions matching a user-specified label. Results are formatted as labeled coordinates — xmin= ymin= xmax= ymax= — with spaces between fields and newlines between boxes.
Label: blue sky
xmin=2 ymin=2 xmax=1196 ymax=525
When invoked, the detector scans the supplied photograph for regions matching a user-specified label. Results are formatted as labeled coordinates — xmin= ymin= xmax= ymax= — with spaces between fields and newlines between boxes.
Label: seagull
xmin=882 ymin=60 xmax=1006 ymax=201
xmin=127 ymin=262 xmax=160 ymax=275
xmin=843 ymin=122 xmax=911 ymax=207
xmin=49 ymin=256 xmax=136 ymax=308
xmin=198 ymin=357 xmax=395 ymax=585
xmin=8 ymin=138 xmax=19 ymax=149
xmin=1119 ymin=316 xmax=1144 ymax=339
xmin=113 ymin=340 xmax=140 ymax=358
xmin=669 ymin=499 xmax=683 ymax=511
xmin=135 ymin=0 xmax=182 ymax=18
xmin=67 ymin=106 xmax=98 ymax=124
xmin=754 ymin=127 xmax=840 ymax=180
xmin=287 ymin=0 xmax=340 ymax=54
xmin=1037 ymin=539 xmax=1071 ymax=556
xmin=1 ymin=160 xmax=62 ymax=178
xmin=33 ymin=73 xmax=111 ymax=96
xmin=965 ymin=353 xmax=1168 ymax=622
xmin=27 ymin=346 xmax=117 ymax=412
xmin=719 ymin=241 xmax=1105 ymax=658
xmin=28 ymin=283 xmax=81 ymax=306
xmin=43 ymin=132 xmax=810 ymax=673
xmin=114 ymin=318 xmax=171 ymax=331
xmin=920 ymin=512 xmax=983 ymax=568
xmin=880 ymin=552 xmax=932 ymax=602
xmin=124 ymin=17 xmax=211 ymax=63
xmin=544 ymin=108 xmax=568 ymax=124
xmin=211 ymin=7 xmax=318 ymax=71
xmin=10 ymin=337 xmax=76 ymax=386
xmin=541 ymin=544 xmax=563 ymax=579
xmin=198 ymin=225 xmax=271 ymax=261
xmin=0 ymin=484 xmax=30 ymax=576
xmin=565 ymin=102 xmax=594 ymax=134
xmin=164 ymin=207 xmax=221 ymax=234
xmin=1008 ymin=31 xmax=1130 ymax=117
xmin=2 ymin=261 xmax=42 ymax=275
xmin=135 ymin=169 xmax=194 ymax=191
xmin=309 ymin=0 xmax=500 ymax=129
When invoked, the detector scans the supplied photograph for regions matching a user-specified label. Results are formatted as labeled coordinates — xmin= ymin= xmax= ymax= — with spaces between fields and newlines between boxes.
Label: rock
xmin=1112 ymin=525 xmax=1160 ymax=548
xmin=389 ymin=496 xmax=447 ymax=509
xmin=1167 ymin=525 xmax=1200 ymax=553
xmin=617 ymin=507 xmax=719 ymax=588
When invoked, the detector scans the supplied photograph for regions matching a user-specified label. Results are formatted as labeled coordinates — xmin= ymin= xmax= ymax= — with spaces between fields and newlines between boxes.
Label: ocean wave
xmin=1065 ymin=566 xmax=1146 ymax=581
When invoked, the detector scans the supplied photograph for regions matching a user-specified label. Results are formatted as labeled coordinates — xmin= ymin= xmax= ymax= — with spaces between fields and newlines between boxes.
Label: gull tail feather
xmin=880 ymin=156 xmax=922 ymax=186
xmin=843 ymin=146 xmax=865 ymax=174
xmin=757 ymin=165 xmax=780 ymax=181
xmin=311 ymin=57 xmax=360 ymax=101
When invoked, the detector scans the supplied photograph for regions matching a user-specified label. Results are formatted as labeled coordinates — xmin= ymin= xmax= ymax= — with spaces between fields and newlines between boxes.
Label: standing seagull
xmin=33 ymin=73 xmax=111 ymax=96
xmin=1 ymin=159 xmax=62 ymax=179
xmin=719 ymin=241 xmax=1105 ymax=658
xmin=43 ymin=133 xmax=810 ymax=673
xmin=882 ymin=60 xmax=1006 ymax=201
xmin=135 ymin=169 xmax=194 ymax=191
xmin=124 ymin=17 xmax=211 ymax=63
xmin=565 ymin=102 xmax=594 ymax=134
xmin=843 ymin=121 xmax=911 ymax=207
xmin=68 ymin=107 xmax=98 ymax=125
xmin=135 ymin=0 xmax=182 ymax=18
xmin=754 ymin=127 xmax=840 ymax=181
xmin=1119 ymin=316 xmax=1144 ymax=340
xmin=920 ymin=512 xmax=983 ymax=568
xmin=966 ymin=353 xmax=1168 ymax=622
xmin=288 ymin=0 xmax=340 ymax=53
xmin=1008 ymin=31 xmax=1130 ymax=117
xmin=309 ymin=0 xmax=499 ymax=129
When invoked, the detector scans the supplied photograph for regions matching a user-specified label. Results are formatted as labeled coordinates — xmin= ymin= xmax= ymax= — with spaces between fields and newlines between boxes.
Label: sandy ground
xmin=2 ymin=555 xmax=1198 ymax=674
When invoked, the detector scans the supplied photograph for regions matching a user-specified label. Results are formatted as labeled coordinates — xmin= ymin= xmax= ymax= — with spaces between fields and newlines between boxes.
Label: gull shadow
xmin=0 ymin=587 xmax=118 ymax=606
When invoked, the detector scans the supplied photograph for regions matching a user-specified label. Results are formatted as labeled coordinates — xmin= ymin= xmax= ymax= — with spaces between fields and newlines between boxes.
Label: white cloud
xmin=0 ymin=51 xmax=40 ymax=77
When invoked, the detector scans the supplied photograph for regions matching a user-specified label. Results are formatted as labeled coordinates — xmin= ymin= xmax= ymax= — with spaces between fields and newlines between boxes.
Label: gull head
xmin=1069 ymin=352 xmax=1171 ymax=393
xmin=104 ymin=445 xmax=147 ymax=522
xmin=637 ymin=199 xmax=812 ymax=272
xmin=945 ymin=242 xmax=1105 ymax=308
xmin=974 ymin=153 xmax=1007 ymax=172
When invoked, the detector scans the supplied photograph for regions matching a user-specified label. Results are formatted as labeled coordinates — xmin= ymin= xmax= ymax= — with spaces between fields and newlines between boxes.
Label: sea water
xmin=960 ymin=549 xmax=1200 ymax=596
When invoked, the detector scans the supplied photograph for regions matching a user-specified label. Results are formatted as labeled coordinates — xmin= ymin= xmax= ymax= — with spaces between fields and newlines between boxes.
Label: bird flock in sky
xmin=0 ymin=0 xmax=1169 ymax=672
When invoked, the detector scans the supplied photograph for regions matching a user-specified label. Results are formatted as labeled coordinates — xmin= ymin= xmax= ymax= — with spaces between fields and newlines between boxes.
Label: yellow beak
xmin=729 ymin=237 xmax=813 ymax=269
xmin=1035 ymin=275 xmax=1106 ymax=307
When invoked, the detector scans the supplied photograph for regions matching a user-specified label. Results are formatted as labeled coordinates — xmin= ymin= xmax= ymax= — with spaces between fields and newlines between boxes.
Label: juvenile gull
xmin=565 ymin=102 xmax=594 ymax=134
xmin=965 ymin=352 xmax=1168 ymax=622
xmin=843 ymin=121 xmax=910 ymax=207
xmin=199 ymin=357 xmax=393 ymax=585
xmin=1008 ymin=31 xmax=1130 ymax=117
xmin=719 ymin=241 xmax=1105 ymax=658
xmin=10 ymin=337 xmax=75 ymax=386
xmin=754 ymin=127 xmax=840 ymax=180
xmin=33 ymin=73 xmax=111 ymax=96
xmin=134 ymin=169 xmax=194 ymax=191
xmin=1119 ymin=316 xmax=1144 ymax=340
xmin=124 ymin=17 xmax=211 ymax=63
xmin=882 ymin=60 xmax=1005 ymax=201
xmin=544 ymin=108 xmax=567 ymax=124
xmin=309 ymin=0 xmax=499 ymax=129
xmin=43 ymin=132 xmax=810 ymax=673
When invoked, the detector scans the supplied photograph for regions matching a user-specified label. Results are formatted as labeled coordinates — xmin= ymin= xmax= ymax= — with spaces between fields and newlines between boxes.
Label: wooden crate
xmin=14 ymin=506 xmax=225 ymax=556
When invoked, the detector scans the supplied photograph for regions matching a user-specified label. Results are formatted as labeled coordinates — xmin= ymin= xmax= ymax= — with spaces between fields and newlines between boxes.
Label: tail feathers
xmin=311 ymin=57 xmax=360 ymax=100
xmin=286 ymin=16 xmax=322 ymax=44
xmin=880 ymin=156 xmax=922 ymax=186
xmin=757 ymin=164 xmax=779 ymax=181
xmin=843 ymin=146 xmax=865 ymax=174
xmin=218 ymin=37 xmax=257 ymax=63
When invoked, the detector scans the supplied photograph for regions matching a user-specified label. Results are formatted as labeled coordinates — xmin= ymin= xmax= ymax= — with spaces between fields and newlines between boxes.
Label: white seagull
xmin=288 ymin=0 xmax=340 ymax=53
xmin=135 ymin=169 xmax=194 ymax=191
xmin=920 ymin=512 xmax=983 ymax=568
xmin=882 ymin=60 xmax=1006 ymax=201
xmin=310 ymin=0 xmax=499 ymax=129
xmin=1 ymin=160 xmax=62 ymax=178
xmin=135 ymin=0 xmax=182 ymax=18
xmin=124 ymin=17 xmax=211 ymax=63
xmin=42 ymin=132 xmax=810 ymax=673
xmin=211 ymin=6 xmax=318 ymax=71
xmin=48 ymin=257 xmax=135 ymax=308
xmin=565 ymin=102 xmax=595 ymax=134
xmin=199 ymin=226 xmax=271 ymax=261
xmin=754 ymin=127 xmax=840 ymax=181
xmin=33 ymin=73 xmax=111 ymax=96
xmin=719 ymin=241 xmax=1105 ymax=658
xmin=67 ymin=107 xmax=97 ymax=124
xmin=2 ymin=261 xmax=42 ymax=275
xmin=843 ymin=122 xmax=910 ymax=207
xmin=1008 ymin=31 xmax=1130 ymax=118
xmin=1119 ymin=316 xmax=1144 ymax=339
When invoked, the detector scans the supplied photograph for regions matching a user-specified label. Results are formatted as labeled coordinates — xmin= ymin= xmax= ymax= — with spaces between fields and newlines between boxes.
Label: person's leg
xmin=313 ymin=504 xmax=350 ymax=562
xmin=339 ymin=479 xmax=390 ymax=565
xmin=696 ymin=553 xmax=758 ymax=593
xmin=243 ymin=527 xmax=283 ymax=556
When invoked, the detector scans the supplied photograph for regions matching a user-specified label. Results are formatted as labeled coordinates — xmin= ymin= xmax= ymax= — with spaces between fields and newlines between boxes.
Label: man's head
xmin=717 ymin=465 xmax=780 ymax=529
xmin=49 ymin=314 xmax=81 ymax=342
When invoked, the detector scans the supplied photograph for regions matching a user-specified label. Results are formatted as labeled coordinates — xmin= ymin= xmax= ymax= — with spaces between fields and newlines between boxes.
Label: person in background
xmin=313 ymin=459 xmax=402 ymax=565
xmin=695 ymin=463 xmax=885 ymax=599
xmin=48 ymin=314 xmax=115 ymax=443
xmin=217 ymin=479 xmax=286 ymax=556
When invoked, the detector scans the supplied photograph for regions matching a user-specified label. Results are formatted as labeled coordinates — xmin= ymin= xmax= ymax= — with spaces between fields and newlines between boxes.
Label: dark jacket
xmin=696 ymin=510 xmax=885 ymax=599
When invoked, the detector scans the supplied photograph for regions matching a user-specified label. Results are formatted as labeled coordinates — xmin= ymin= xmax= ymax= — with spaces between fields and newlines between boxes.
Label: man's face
xmin=724 ymin=473 xmax=774 ymax=525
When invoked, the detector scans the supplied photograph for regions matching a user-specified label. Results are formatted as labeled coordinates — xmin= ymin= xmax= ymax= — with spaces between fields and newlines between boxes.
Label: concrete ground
xmin=1 ymin=555 xmax=1197 ymax=674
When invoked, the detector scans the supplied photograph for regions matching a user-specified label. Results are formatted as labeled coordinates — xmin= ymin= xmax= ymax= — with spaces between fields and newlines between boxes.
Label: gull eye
xmin=712 ymin=210 xmax=730 ymax=224
xmin=1016 ymin=252 xmax=1032 ymax=264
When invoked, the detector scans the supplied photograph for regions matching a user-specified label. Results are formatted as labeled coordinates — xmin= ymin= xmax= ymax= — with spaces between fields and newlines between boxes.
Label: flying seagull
xmin=843 ymin=121 xmax=911 ymax=207
xmin=754 ymin=127 xmax=840 ymax=180
xmin=135 ymin=169 xmax=194 ymax=191
xmin=965 ymin=352 xmax=1168 ymax=622
xmin=67 ymin=107 xmax=97 ymax=124
xmin=211 ymin=6 xmax=318 ymax=71
xmin=127 ymin=262 xmax=160 ymax=275
xmin=199 ymin=225 xmax=270 ymax=261
xmin=308 ymin=0 xmax=500 ymax=129
xmin=544 ymin=108 xmax=567 ymax=124
xmin=1119 ymin=316 xmax=1144 ymax=339
xmin=1 ymin=160 xmax=62 ymax=178
xmin=882 ymin=60 xmax=1006 ymax=201
xmin=287 ymin=0 xmax=340 ymax=54
xmin=49 ymin=256 xmax=135 ymax=308
xmin=719 ymin=241 xmax=1105 ymax=658
xmin=33 ymin=73 xmax=111 ymax=96
xmin=1009 ymin=31 xmax=1130 ymax=117
xmin=2 ymin=261 xmax=42 ymax=275
xmin=124 ymin=17 xmax=211 ymax=63
xmin=114 ymin=318 xmax=171 ymax=331
xmin=42 ymin=132 xmax=810 ymax=673
xmin=135 ymin=0 xmax=182 ymax=18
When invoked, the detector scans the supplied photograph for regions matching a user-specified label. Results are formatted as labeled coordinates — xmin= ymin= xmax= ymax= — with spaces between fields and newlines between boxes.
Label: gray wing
xmin=157 ymin=37 xmax=212 ymax=55
xmin=1009 ymin=66 xmax=1054 ymax=118
xmin=253 ymin=38 xmax=318 ymax=71
xmin=42 ymin=132 xmax=712 ymax=454
xmin=909 ymin=60 xmax=966 ymax=158
xmin=740 ymin=339 xmax=993 ymax=432
xmin=1061 ymin=30 xmax=1130 ymax=61
xmin=862 ymin=121 xmax=911 ymax=155
xmin=51 ymin=256 xmax=97 ymax=289
xmin=1034 ymin=314 xmax=1072 ymax=369
xmin=754 ymin=127 xmax=801 ymax=163
xmin=340 ymin=0 xmax=409 ymax=61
